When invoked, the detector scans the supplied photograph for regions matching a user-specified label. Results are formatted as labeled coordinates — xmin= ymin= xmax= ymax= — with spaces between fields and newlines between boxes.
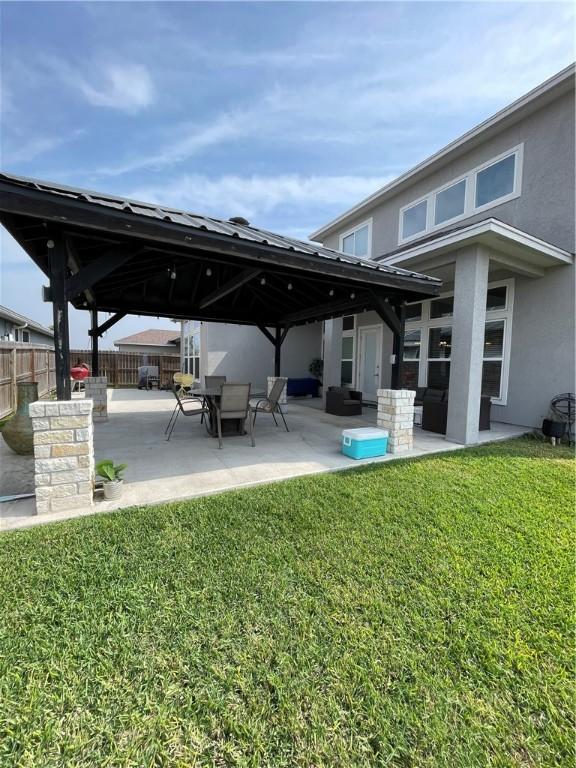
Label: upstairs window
xmin=340 ymin=221 xmax=371 ymax=258
xmin=475 ymin=154 xmax=516 ymax=208
xmin=398 ymin=145 xmax=523 ymax=243
xmin=434 ymin=179 xmax=466 ymax=225
xmin=401 ymin=200 xmax=427 ymax=240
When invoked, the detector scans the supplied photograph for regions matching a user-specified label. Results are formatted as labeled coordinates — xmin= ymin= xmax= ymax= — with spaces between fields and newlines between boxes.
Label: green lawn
xmin=0 ymin=437 xmax=573 ymax=767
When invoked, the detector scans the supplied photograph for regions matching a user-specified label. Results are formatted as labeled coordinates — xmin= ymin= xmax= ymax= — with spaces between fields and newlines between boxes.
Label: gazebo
xmin=0 ymin=172 xmax=441 ymax=399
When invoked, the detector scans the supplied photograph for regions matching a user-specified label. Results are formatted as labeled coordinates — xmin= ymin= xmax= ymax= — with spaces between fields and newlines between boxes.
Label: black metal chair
xmin=250 ymin=378 xmax=289 ymax=432
xmin=165 ymin=386 xmax=210 ymax=441
xmin=214 ymin=383 xmax=254 ymax=449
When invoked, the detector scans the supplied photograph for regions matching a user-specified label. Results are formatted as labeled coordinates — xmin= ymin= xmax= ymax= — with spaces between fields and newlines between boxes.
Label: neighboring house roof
xmin=377 ymin=218 xmax=574 ymax=278
xmin=310 ymin=64 xmax=576 ymax=240
xmin=114 ymin=329 xmax=180 ymax=347
xmin=0 ymin=304 xmax=54 ymax=337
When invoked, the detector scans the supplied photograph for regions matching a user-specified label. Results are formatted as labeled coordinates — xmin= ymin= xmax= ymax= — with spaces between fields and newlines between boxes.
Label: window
xmin=482 ymin=320 xmax=505 ymax=398
xmin=341 ymin=335 xmax=355 ymax=387
xmin=427 ymin=325 xmax=452 ymax=390
xmin=342 ymin=315 xmax=355 ymax=331
xmin=486 ymin=286 xmax=507 ymax=311
xmin=402 ymin=200 xmax=427 ymax=239
xmin=405 ymin=302 xmax=422 ymax=321
xmin=183 ymin=320 xmax=201 ymax=379
xmin=434 ymin=179 xmax=466 ymax=225
xmin=15 ymin=329 xmax=30 ymax=342
xmin=429 ymin=296 xmax=453 ymax=319
xmin=398 ymin=145 xmax=523 ymax=243
xmin=340 ymin=221 xmax=371 ymax=258
xmin=475 ymin=154 xmax=515 ymax=208
xmin=401 ymin=280 xmax=513 ymax=404
xmin=400 ymin=328 xmax=420 ymax=388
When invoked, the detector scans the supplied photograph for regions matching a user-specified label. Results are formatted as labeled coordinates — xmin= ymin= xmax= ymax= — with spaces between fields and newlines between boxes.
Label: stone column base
xmin=377 ymin=389 xmax=416 ymax=454
xmin=85 ymin=376 xmax=108 ymax=420
xmin=30 ymin=399 xmax=95 ymax=515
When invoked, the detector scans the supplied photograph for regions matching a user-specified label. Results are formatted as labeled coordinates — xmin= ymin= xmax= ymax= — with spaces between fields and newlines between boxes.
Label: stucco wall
xmin=322 ymin=89 xmax=575 ymax=257
xmin=203 ymin=322 xmax=322 ymax=392
xmin=491 ymin=264 xmax=575 ymax=427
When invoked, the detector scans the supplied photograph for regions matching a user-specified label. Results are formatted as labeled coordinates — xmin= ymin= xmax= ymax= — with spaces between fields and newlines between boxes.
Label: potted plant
xmin=309 ymin=358 xmax=323 ymax=384
xmin=96 ymin=459 xmax=127 ymax=500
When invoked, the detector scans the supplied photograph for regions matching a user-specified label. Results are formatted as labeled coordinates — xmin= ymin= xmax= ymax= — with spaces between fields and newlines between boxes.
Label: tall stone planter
xmin=2 ymin=382 xmax=39 ymax=455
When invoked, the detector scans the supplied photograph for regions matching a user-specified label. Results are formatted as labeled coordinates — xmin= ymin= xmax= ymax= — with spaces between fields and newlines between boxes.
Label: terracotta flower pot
xmin=2 ymin=382 xmax=39 ymax=455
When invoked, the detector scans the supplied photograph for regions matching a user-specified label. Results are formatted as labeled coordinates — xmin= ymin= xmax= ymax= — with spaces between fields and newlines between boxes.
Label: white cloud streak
xmin=128 ymin=173 xmax=392 ymax=223
xmin=94 ymin=3 xmax=575 ymax=177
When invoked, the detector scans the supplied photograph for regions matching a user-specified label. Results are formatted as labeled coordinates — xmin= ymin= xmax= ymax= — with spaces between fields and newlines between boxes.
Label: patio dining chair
xmin=165 ymin=386 xmax=210 ymax=441
xmin=250 ymin=378 xmax=289 ymax=432
xmin=214 ymin=383 xmax=254 ymax=449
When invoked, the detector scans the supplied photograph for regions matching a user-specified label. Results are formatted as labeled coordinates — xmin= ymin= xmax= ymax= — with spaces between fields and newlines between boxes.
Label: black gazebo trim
xmin=0 ymin=172 xmax=441 ymax=399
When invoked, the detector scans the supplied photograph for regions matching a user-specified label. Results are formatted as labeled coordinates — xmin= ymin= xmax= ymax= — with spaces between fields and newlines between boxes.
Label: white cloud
xmin=70 ymin=63 xmax=154 ymax=112
xmin=5 ymin=128 xmax=85 ymax=165
xmin=128 ymin=173 xmax=392 ymax=223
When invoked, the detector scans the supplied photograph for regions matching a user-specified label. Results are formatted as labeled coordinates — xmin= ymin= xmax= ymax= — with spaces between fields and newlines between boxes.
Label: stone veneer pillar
xmin=84 ymin=376 xmax=108 ymax=420
xmin=29 ymin=399 xmax=95 ymax=515
xmin=267 ymin=376 xmax=288 ymax=412
xmin=377 ymin=389 xmax=415 ymax=454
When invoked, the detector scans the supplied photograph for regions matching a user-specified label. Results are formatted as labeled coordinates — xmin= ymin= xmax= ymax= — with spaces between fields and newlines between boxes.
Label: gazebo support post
xmin=257 ymin=324 xmax=290 ymax=377
xmin=372 ymin=294 xmax=406 ymax=389
xmin=90 ymin=309 xmax=99 ymax=377
xmin=49 ymin=237 xmax=71 ymax=400
xmin=391 ymin=304 xmax=406 ymax=389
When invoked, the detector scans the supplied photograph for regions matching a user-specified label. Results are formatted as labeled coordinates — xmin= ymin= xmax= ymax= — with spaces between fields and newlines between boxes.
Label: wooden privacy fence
xmin=0 ymin=345 xmax=182 ymax=418
xmin=70 ymin=350 xmax=181 ymax=388
xmin=0 ymin=342 xmax=56 ymax=419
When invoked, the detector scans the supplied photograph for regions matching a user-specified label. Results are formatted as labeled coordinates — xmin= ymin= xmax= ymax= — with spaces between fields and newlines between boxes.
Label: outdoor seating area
xmin=0 ymin=387 xmax=527 ymax=530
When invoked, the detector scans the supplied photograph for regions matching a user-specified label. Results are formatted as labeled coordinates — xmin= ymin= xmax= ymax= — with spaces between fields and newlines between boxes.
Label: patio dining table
xmin=192 ymin=386 xmax=266 ymax=438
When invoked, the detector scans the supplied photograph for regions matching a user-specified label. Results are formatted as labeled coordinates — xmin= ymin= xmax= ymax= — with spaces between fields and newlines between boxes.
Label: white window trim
xmin=339 ymin=218 xmax=373 ymax=259
xmin=403 ymin=278 xmax=514 ymax=405
xmin=398 ymin=144 xmax=524 ymax=244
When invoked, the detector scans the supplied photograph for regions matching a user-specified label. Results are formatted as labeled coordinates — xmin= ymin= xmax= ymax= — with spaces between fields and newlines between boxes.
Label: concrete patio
xmin=1 ymin=389 xmax=528 ymax=531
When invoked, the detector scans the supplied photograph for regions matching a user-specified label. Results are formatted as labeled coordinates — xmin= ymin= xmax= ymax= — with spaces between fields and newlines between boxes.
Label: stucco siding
xmin=321 ymin=89 xmax=575 ymax=257
xmin=491 ymin=263 xmax=575 ymax=428
xmin=203 ymin=323 xmax=322 ymax=391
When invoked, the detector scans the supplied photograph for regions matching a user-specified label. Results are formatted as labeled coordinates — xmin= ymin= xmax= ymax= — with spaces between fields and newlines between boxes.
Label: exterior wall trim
xmin=379 ymin=218 xmax=574 ymax=267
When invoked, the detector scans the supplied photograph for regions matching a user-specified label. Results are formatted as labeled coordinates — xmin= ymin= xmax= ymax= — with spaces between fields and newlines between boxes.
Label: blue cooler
xmin=341 ymin=427 xmax=389 ymax=459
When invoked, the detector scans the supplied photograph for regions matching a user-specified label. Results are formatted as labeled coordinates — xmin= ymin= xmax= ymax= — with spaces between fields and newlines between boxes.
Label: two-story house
xmin=310 ymin=65 xmax=575 ymax=443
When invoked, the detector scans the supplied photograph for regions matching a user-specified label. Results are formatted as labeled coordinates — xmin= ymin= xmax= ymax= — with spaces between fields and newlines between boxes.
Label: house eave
xmin=376 ymin=219 xmax=574 ymax=276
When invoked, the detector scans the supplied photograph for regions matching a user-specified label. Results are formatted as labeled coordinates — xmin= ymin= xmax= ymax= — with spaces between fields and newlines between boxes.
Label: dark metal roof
xmin=0 ymin=171 xmax=441 ymax=328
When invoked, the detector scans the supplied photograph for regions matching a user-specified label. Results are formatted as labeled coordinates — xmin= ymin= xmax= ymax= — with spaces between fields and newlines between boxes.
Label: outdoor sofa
xmin=421 ymin=390 xmax=491 ymax=434
xmin=325 ymin=386 xmax=363 ymax=416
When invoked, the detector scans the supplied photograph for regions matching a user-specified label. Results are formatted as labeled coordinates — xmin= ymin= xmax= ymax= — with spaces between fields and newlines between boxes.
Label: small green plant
xmin=309 ymin=358 xmax=323 ymax=382
xmin=96 ymin=459 xmax=127 ymax=483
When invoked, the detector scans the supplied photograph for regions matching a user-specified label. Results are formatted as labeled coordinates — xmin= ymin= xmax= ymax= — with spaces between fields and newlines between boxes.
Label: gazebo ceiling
xmin=0 ymin=172 xmax=441 ymax=328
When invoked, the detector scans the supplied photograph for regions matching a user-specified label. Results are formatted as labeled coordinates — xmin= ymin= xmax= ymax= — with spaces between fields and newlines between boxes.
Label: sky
xmin=0 ymin=0 xmax=574 ymax=348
